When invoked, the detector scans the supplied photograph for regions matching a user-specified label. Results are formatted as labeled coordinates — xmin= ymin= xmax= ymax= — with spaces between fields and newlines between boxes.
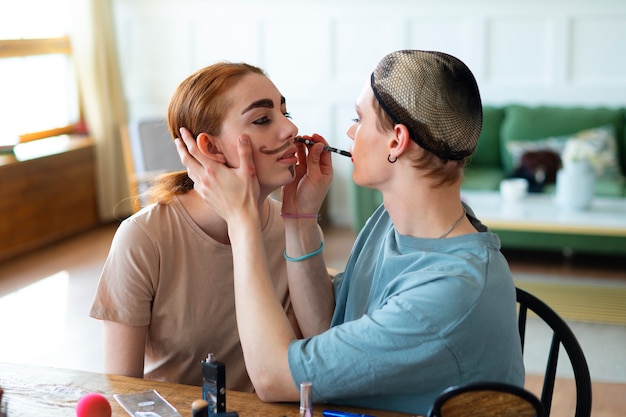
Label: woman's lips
xmin=278 ymin=147 xmax=298 ymax=163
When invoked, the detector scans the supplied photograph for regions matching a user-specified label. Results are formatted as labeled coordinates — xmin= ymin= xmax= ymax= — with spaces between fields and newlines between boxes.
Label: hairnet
xmin=371 ymin=50 xmax=482 ymax=160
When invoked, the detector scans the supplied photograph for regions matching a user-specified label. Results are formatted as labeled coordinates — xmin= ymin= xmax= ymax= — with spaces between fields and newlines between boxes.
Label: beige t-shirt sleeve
xmin=90 ymin=216 xmax=158 ymax=327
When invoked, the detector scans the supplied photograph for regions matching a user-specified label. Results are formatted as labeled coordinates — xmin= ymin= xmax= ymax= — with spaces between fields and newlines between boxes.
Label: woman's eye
xmin=253 ymin=116 xmax=270 ymax=125
xmin=284 ymin=112 xmax=292 ymax=119
xmin=352 ymin=118 xmax=361 ymax=123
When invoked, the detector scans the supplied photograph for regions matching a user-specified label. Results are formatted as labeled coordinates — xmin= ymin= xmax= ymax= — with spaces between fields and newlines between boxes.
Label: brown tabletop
xmin=0 ymin=362 xmax=419 ymax=417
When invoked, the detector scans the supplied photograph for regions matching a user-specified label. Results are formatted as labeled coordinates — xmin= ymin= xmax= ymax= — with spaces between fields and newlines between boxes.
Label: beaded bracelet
xmin=280 ymin=212 xmax=319 ymax=219
xmin=283 ymin=241 xmax=325 ymax=262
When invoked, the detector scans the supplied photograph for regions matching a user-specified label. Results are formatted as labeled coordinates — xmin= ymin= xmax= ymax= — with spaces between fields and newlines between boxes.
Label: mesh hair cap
xmin=371 ymin=50 xmax=483 ymax=160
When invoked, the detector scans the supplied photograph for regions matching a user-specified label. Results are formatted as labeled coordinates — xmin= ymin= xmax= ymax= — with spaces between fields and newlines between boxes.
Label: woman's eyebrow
xmin=240 ymin=96 xmax=286 ymax=115
xmin=241 ymin=98 xmax=273 ymax=115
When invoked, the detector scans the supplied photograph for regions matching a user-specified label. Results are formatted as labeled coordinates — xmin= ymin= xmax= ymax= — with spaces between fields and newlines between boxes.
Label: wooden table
xmin=0 ymin=363 xmax=418 ymax=417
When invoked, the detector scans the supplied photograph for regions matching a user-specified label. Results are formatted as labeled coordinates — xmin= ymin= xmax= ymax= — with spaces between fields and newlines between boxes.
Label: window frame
xmin=0 ymin=35 xmax=81 ymax=143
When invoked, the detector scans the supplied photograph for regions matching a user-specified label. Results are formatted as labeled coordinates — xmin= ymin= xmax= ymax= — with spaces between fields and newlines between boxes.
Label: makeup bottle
xmin=300 ymin=381 xmax=313 ymax=417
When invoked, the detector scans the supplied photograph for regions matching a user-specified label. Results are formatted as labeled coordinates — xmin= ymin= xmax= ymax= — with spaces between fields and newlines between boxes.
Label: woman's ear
xmin=388 ymin=124 xmax=411 ymax=159
xmin=196 ymin=132 xmax=227 ymax=164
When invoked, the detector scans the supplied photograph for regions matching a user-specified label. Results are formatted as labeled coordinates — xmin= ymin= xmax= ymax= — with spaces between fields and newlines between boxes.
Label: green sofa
xmin=350 ymin=105 xmax=626 ymax=255
xmin=464 ymin=105 xmax=626 ymax=196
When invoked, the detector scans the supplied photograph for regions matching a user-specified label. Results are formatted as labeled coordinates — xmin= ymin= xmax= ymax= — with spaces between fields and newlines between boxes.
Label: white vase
xmin=555 ymin=160 xmax=595 ymax=210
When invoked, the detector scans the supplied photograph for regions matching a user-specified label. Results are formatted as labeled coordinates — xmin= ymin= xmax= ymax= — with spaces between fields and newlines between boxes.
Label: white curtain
xmin=70 ymin=0 xmax=132 ymax=221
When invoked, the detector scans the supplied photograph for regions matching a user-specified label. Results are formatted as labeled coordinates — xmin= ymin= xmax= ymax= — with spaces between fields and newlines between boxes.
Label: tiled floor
xmin=1 ymin=222 xmax=625 ymax=416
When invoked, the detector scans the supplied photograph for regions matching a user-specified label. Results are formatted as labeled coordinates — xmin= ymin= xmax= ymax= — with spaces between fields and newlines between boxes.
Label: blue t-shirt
xmin=288 ymin=204 xmax=525 ymax=415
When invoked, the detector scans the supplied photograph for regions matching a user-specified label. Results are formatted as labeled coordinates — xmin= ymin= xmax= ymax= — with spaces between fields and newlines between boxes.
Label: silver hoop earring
xmin=387 ymin=154 xmax=397 ymax=163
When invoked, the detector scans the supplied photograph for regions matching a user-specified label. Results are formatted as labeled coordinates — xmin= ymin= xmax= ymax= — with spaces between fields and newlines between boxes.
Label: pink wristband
xmin=280 ymin=212 xmax=319 ymax=219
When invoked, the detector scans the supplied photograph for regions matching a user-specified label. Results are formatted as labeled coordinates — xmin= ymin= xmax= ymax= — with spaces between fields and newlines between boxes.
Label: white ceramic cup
xmin=500 ymin=178 xmax=529 ymax=202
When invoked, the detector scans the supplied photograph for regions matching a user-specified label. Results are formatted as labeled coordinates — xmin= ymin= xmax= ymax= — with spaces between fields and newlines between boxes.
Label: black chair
xmin=516 ymin=287 xmax=592 ymax=417
xmin=428 ymin=381 xmax=545 ymax=417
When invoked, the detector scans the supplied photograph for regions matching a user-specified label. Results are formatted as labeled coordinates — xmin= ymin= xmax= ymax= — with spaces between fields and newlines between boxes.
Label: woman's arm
xmin=103 ymin=321 xmax=147 ymax=378
xmin=228 ymin=213 xmax=300 ymax=401
xmin=176 ymin=130 xmax=299 ymax=401
xmin=281 ymin=136 xmax=335 ymax=337
xmin=283 ymin=218 xmax=335 ymax=337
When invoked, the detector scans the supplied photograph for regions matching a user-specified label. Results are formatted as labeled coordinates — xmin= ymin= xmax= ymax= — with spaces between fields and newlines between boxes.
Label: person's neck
xmin=180 ymin=191 xmax=269 ymax=245
xmin=382 ymin=184 xmax=468 ymax=239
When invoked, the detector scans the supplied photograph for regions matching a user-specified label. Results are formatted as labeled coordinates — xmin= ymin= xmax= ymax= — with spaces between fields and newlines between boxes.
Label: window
xmin=0 ymin=0 xmax=80 ymax=147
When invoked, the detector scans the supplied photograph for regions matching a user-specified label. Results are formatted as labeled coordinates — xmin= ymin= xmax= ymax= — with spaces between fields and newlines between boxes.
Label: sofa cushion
xmin=508 ymin=150 xmax=562 ymax=192
xmin=505 ymin=136 xmax=568 ymax=173
xmin=561 ymin=125 xmax=622 ymax=179
xmin=505 ymin=125 xmax=622 ymax=180
xmin=469 ymin=105 xmax=504 ymax=168
xmin=462 ymin=167 xmax=505 ymax=191
xmin=500 ymin=105 xmax=626 ymax=173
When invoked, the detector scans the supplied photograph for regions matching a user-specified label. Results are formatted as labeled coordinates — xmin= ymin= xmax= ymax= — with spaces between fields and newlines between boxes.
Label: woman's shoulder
xmin=116 ymin=199 xmax=189 ymax=240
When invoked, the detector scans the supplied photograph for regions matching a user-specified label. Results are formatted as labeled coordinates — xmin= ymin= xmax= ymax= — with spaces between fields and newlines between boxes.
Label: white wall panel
xmin=190 ymin=18 xmax=261 ymax=70
xmin=262 ymin=19 xmax=332 ymax=82
xmin=333 ymin=19 xmax=407 ymax=83
xmin=488 ymin=18 xmax=554 ymax=85
xmin=115 ymin=8 xmax=193 ymax=120
xmin=409 ymin=19 xmax=476 ymax=61
xmin=409 ymin=18 xmax=486 ymax=82
xmin=570 ymin=16 xmax=626 ymax=84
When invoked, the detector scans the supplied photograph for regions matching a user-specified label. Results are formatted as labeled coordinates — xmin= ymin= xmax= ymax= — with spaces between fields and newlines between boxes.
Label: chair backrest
xmin=516 ymin=287 xmax=592 ymax=417
xmin=428 ymin=381 xmax=545 ymax=417
xmin=127 ymin=118 xmax=183 ymax=174
xmin=121 ymin=117 xmax=185 ymax=211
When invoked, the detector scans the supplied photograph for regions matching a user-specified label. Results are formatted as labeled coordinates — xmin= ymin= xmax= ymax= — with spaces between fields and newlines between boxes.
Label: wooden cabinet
xmin=0 ymin=136 xmax=99 ymax=262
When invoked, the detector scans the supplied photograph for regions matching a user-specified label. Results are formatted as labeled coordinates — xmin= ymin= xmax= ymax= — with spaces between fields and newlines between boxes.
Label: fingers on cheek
xmin=180 ymin=151 xmax=197 ymax=167
xmin=245 ymin=166 xmax=257 ymax=178
xmin=187 ymin=165 xmax=210 ymax=184
xmin=187 ymin=145 xmax=198 ymax=156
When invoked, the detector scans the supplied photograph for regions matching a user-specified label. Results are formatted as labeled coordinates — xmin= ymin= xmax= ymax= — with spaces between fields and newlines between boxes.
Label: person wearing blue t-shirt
xmin=175 ymin=50 xmax=525 ymax=416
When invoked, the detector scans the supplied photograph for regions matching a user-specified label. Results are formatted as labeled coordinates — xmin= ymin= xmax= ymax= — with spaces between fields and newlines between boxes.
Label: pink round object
xmin=76 ymin=393 xmax=112 ymax=417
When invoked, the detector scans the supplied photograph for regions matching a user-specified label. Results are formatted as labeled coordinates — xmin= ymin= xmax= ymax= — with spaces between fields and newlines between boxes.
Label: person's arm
xmin=282 ymin=216 xmax=335 ymax=337
xmin=228 ymin=208 xmax=300 ymax=401
xmin=281 ymin=136 xmax=335 ymax=337
xmin=103 ymin=320 xmax=147 ymax=378
xmin=175 ymin=130 xmax=299 ymax=401
xmin=286 ymin=304 xmax=304 ymax=339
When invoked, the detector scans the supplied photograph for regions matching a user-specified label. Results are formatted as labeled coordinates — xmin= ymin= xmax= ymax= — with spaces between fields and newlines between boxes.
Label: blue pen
xmin=322 ymin=410 xmax=376 ymax=417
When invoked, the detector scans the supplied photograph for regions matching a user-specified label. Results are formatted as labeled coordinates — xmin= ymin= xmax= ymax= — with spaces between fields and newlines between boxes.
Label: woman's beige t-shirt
xmin=90 ymin=196 xmax=292 ymax=391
